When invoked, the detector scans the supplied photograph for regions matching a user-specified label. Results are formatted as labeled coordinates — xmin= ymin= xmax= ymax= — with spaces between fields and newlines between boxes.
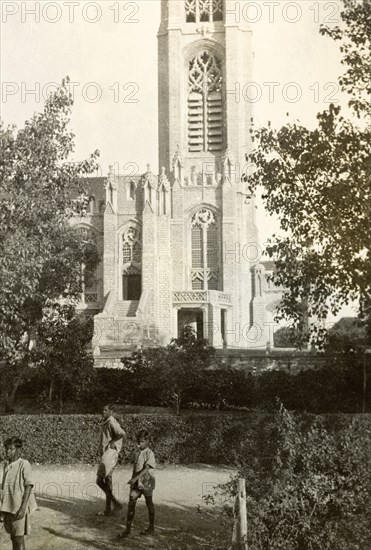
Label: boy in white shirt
xmin=0 ymin=437 xmax=38 ymax=550
xmin=96 ymin=404 xmax=126 ymax=516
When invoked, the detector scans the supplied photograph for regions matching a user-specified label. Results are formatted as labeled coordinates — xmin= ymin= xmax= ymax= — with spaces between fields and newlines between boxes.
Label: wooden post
xmin=232 ymin=478 xmax=248 ymax=550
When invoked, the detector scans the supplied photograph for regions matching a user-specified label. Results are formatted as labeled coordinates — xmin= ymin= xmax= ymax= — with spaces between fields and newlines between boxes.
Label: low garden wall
xmin=217 ymin=349 xmax=328 ymax=373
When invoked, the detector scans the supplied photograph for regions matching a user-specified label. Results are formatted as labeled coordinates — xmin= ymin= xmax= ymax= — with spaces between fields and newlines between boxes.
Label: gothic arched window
xmin=188 ymin=51 xmax=223 ymax=153
xmin=185 ymin=0 xmax=223 ymax=23
xmin=75 ymin=226 xmax=98 ymax=304
xmin=89 ymin=196 xmax=95 ymax=215
xmin=161 ymin=186 xmax=167 ymax=215
xmin=122 ymin=227 xmax=142 ymax=300
xmin=129 ymin=180 xmax=136 ymax=200
xmin=191 ymin=209 xmax=220 ymax=290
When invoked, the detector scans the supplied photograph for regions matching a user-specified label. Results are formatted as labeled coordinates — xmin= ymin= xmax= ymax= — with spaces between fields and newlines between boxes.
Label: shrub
xmin=0 ymin=413 xmax=266 ymax=464
xmin=121 ymin=326 xmax=218 ymax=414
xmin=229 ymin=407 xmax=371 ymax=550
xmin=0 ymin=413 xmax=370 ymax=472
xmin=13 ymin=349 xmax=371 ymax=414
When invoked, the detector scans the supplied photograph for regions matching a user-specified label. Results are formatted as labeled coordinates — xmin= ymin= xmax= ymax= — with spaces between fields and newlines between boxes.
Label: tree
xmin=273 ymin=326 xmax=300 ymax=348
xmin=244 ymin=0 xmax=371 ymax=345
xmin=33 ymin=304 xmax=96 ymax=413
xmin=327 ymin=317 xmax=368 ymax=353
xmin=0 ymin=78 xmax=100 ymax=410
xmin=122 ymin=326 xmax=218 ymax=414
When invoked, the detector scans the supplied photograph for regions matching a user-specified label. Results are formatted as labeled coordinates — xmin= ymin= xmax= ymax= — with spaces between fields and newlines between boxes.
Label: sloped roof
xmin=82 ymin=177 xmax=107 ymax=202
xmin=110 ymin=175 xmax=142 ymax=186
xmin=261 ymin=260 xmax=276 ymax=271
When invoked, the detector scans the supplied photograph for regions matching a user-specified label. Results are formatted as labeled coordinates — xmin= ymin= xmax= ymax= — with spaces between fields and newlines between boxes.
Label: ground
xmin=0 ymin=464 xmax=235 ymax=550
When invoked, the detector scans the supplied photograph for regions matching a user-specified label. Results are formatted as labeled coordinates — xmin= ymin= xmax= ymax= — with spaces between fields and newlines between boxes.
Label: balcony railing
xmin=173 ymin=290 xmax=232 ymax=306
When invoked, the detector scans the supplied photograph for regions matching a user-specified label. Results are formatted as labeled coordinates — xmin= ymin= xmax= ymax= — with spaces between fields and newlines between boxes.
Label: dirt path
xmin=0 ymin=464 xmax=235 ymax=550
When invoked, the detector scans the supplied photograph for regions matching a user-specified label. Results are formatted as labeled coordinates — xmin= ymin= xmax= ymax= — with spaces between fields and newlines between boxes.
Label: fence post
xmin=232 ymin=478 xmax=248 ymax=550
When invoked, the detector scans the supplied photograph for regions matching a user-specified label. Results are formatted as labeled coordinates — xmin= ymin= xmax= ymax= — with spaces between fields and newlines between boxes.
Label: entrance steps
xmin=113 ymin=300 xmax=138 ymax=317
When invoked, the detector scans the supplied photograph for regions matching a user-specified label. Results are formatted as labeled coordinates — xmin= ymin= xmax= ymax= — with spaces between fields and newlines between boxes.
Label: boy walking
xmin=120 ymin=429 xmax=156 ymax=538
xmin=96 ymin=404 xmax=126 ymax=516
xmin=0 ymin=437 xmax=38 ymax=550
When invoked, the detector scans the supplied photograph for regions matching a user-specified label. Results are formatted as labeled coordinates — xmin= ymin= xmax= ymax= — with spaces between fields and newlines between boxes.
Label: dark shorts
xmin=3 ymin=511 xmax=31 ymax=537
xmin=129 ymin=481 xmax=154 ymax=499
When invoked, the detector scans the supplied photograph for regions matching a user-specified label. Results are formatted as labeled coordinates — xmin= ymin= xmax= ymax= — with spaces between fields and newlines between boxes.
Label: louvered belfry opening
xmin=185 ymin=0 xmax=224 ymax=24
xmin=188 ymin=51 xmax=223 ymax=154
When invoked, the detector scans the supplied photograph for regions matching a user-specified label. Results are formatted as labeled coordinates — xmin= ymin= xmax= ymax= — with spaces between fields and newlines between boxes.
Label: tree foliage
xmin=320 ymin=0 xmax=371 ymax=117
xmin=0 ymin=78 xmax=100 ymax=407
xmin=214 ymin=406 xmax=371 ymax=550
xmin=327 ymin=316 xmax=368 ymax=353
xmin=122 ymin=326 xmax=218 ymax=414
xmin=244 ymin=0 xmax=371 ymax=344
xmin=273 ymin=326 xmax=300 ymax=348
xmin=249 ymin=407 xmax=370 ymax=550
xmin=32 ymin=305 xmax=96 ymax=412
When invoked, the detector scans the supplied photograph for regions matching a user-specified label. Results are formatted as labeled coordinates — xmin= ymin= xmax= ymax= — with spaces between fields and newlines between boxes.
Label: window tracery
xmin=122 ymin=226 xmax=142 ymax=300
xmin=190 ymin=209 xmax=220 ymax=290
xmin=185 ymin=0 xmax=223 ymax=23
xmin=122 ymin=227 xmax=142 ymax=274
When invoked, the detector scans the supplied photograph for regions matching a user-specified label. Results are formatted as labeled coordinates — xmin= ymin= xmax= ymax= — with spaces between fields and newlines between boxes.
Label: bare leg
xmin=120 ymin=495 xmax=138 ymax=537
xmin=96 ymin=476 xmax=111 ymax=514
xmin=145 ymin=496 xmax=155 ymax=528
xmin=13 ymin=536 xmax=26 ymax=550
xmin=140 ymin=496 xmax=155 ymax=535
xmin=96 ymin=475 xmax=107 ymax=492
xmin=105 ymin=474 xmax=113 ymax=512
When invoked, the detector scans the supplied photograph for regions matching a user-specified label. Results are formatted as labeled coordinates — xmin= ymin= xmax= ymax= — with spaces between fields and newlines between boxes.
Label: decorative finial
xmin=161 ymin=166 xmax=166 ymax=175
xmin=147 ymin=163 xmax=151 ymax=173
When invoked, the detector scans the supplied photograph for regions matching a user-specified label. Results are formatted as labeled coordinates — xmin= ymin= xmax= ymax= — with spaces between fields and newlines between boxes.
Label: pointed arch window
xmin=185 ymin=0 xmax=223 ymax=23
xmin=161 ymin=186 xmax=167 ymax=215
xmin=191 ymin=209 xmax=220 ymax=290
xmin=188 ymin=51 xmax=223 ymax=153
xmin=145 ymin=184 xmax=152 ymax=205
xmin=75 ymin=226 xmax=98 ymax=304
xmin=122 ymin=227 xmax=142 ymax=300
xmin=129 ymin=180 xmax=136 ymax=200
xmin=89 ymin=196 xmax=95 ymax=215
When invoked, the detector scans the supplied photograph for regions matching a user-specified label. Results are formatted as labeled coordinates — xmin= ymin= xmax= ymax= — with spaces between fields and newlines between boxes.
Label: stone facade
xmin=72 ymin=1 xmax=282 ymax=365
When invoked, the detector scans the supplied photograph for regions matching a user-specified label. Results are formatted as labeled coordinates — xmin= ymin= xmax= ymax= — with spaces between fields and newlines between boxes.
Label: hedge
xmin=1 ymin=413 xmax=370 ymax=465
xmin=15 ymin=357 xmax=371 ymax=414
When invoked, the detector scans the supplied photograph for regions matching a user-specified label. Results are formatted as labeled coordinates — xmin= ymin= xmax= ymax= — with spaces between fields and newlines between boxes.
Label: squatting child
xmin=96 ymin=404 xmax=126 ymax=516
xmin=120 ymin=429 xmax=156 ymax=538
xmin=0 ymin=437 xmax=38 ymax=550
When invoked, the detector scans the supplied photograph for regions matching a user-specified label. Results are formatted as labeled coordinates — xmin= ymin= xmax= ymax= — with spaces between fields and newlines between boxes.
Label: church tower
xmin=157 ymin=0 xmax=266 ymax=348
xmin=158 ymin=0 xmax=252 ymax=183
xmin=91 ymin=1 xmax=270 ymax=366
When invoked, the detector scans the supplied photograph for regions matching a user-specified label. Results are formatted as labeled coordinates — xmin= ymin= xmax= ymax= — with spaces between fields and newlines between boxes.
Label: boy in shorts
xmin=120 ymin=429 xmax=156 ymax=538
xmin=0 ymin=437 xmax=38 ymax=550
xmin=96 ymin=404 xmax=126 ymax=516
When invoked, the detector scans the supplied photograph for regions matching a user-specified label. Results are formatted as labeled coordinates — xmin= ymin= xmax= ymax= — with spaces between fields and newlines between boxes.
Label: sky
xmin=0 ymin=0 xmax=358 ymax=320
